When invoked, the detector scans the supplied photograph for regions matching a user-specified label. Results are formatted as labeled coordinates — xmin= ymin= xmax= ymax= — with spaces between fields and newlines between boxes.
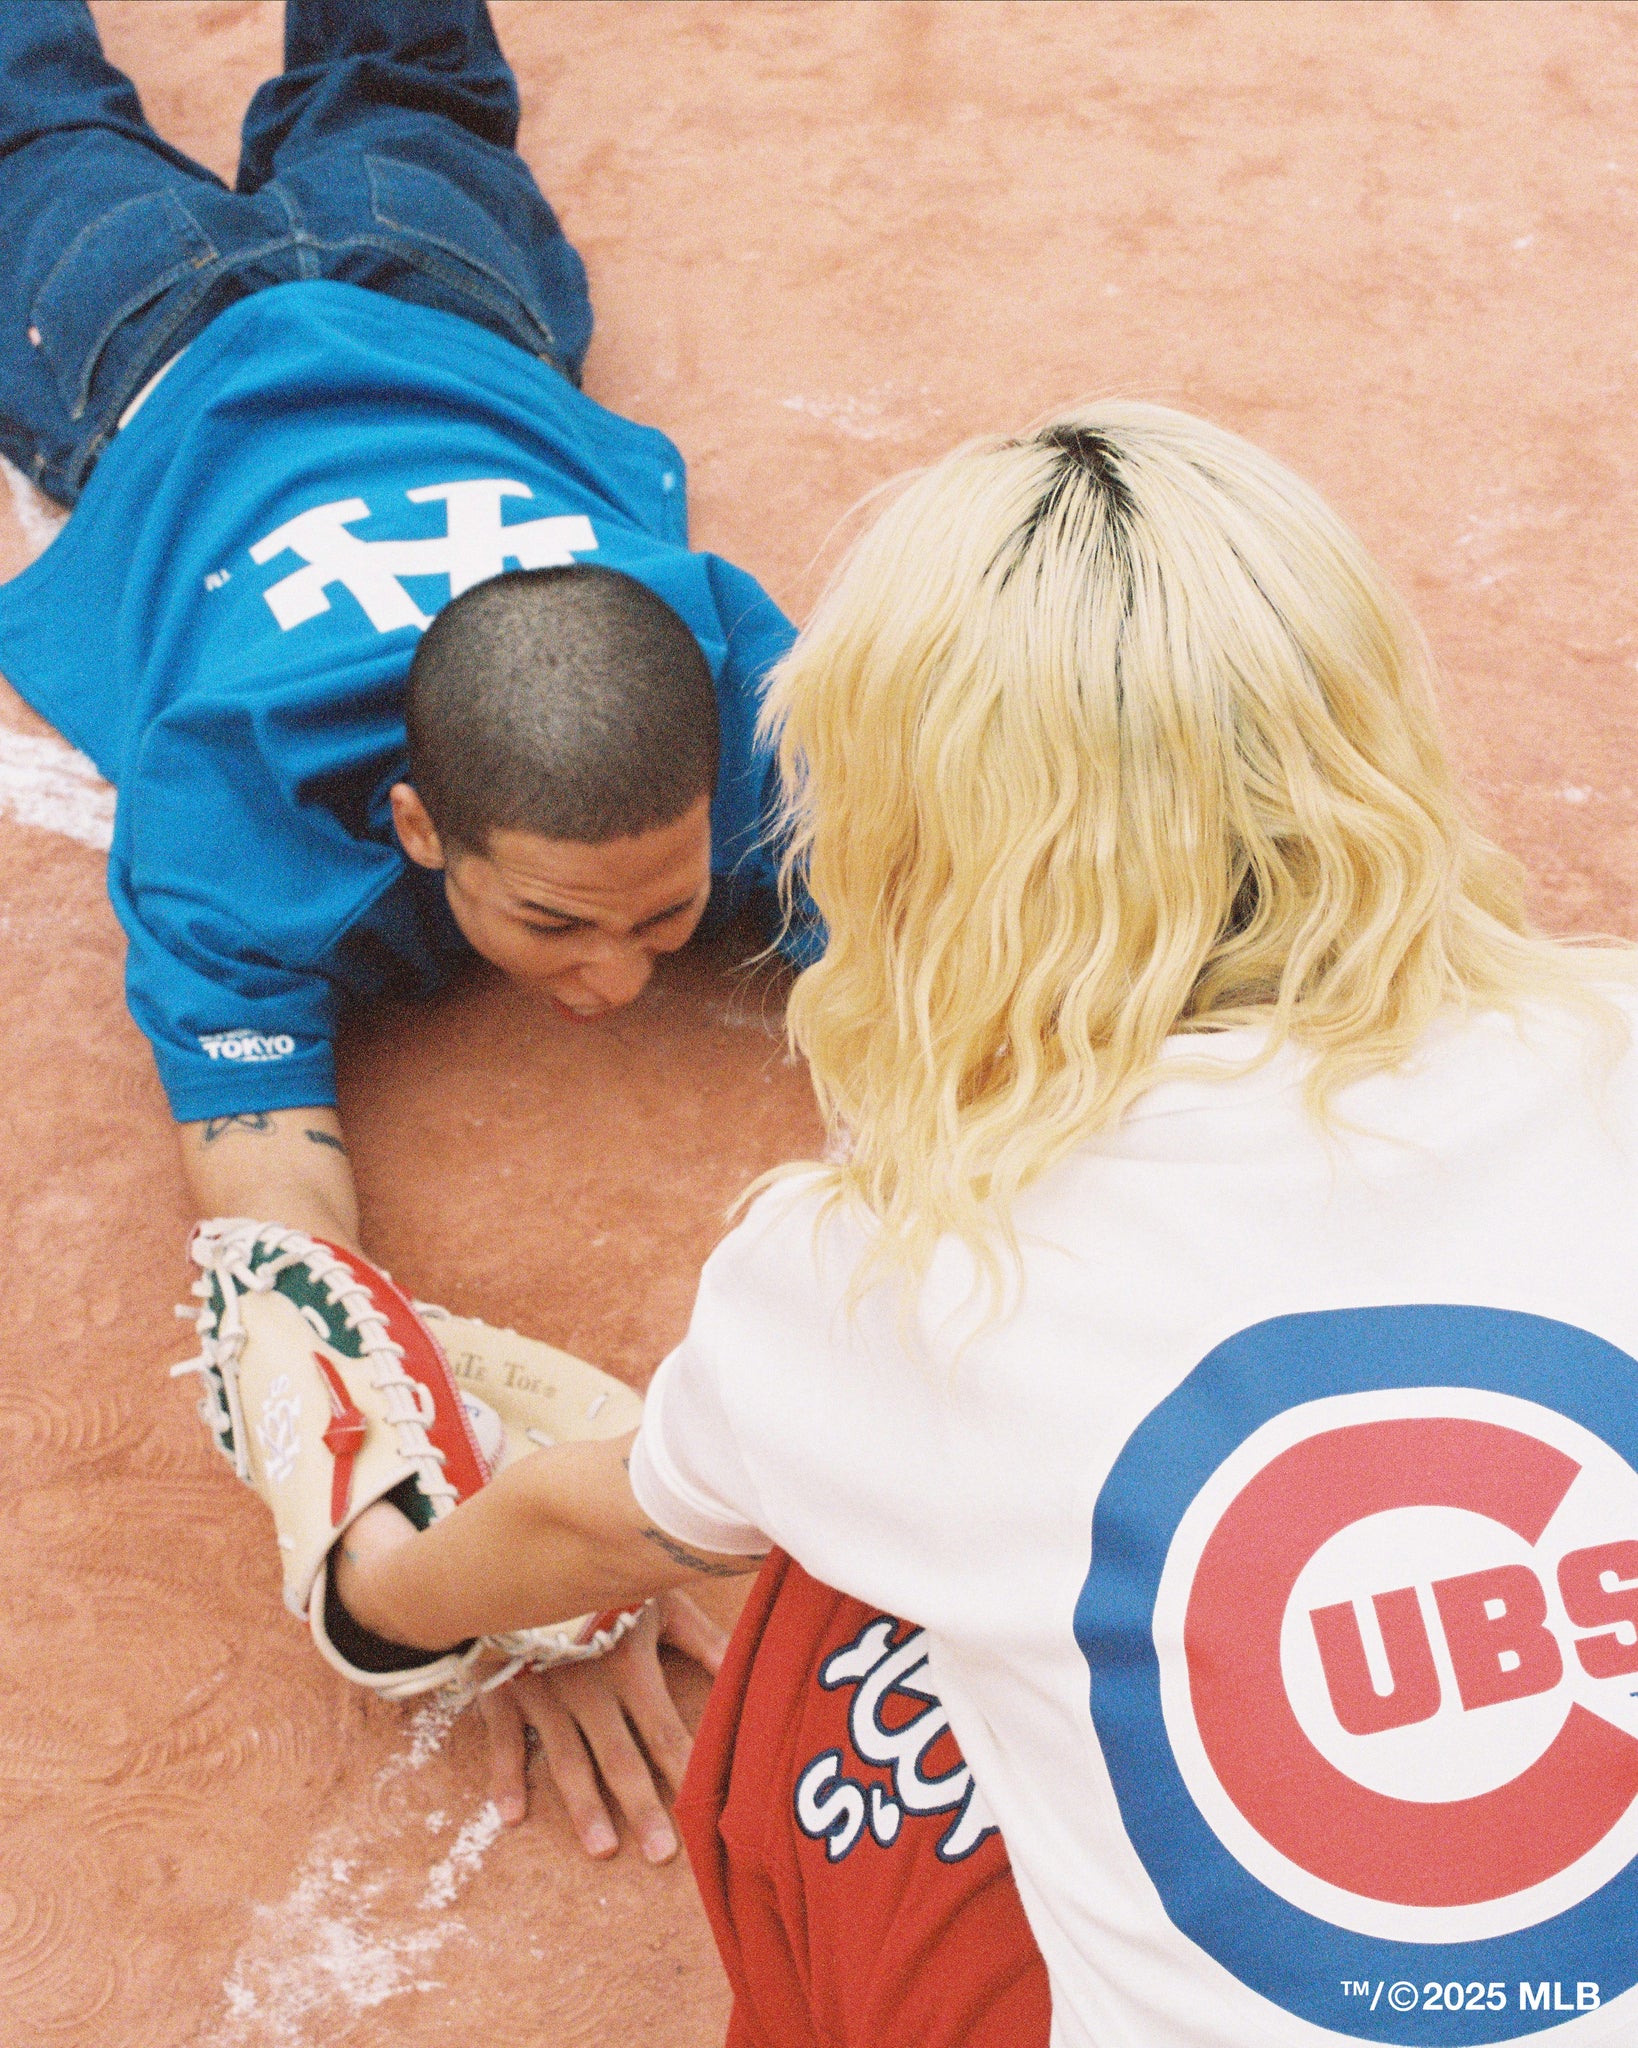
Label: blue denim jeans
xmin=0 ymin=0 xmax=593 ymax=504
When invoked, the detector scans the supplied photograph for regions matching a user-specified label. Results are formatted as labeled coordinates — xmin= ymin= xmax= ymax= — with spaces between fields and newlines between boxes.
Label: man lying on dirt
xmin=0 ymin=0 xmax=811 ymax=1864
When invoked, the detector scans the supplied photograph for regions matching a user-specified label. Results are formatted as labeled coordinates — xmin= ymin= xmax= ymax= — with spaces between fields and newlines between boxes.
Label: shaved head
xmin=405 ymin=563 xmax=719 ymax=852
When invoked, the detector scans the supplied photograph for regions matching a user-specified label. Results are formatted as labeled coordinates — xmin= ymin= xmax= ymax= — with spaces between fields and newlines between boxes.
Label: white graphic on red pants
xmin=793 ymin=1617 xmax=997 ymax=1865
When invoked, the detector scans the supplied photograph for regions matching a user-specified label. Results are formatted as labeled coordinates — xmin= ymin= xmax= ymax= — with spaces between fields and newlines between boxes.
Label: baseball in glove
xmin=172 ymin=1219 xmax=646 ymax=1699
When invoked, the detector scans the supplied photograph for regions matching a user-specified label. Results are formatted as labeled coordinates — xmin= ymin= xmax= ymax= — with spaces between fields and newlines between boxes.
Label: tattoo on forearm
xmin=202 ymin=1112 xmax=274 ymax=1143
xmin=305 ymin=1129 xmax=348 ymax=1154
xmin=640 ymin=1525 xmax=760 ymax=1579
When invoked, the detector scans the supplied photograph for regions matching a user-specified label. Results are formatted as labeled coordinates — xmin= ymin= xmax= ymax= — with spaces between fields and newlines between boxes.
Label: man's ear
xmin=390 ymin=784 xmax=446 ymax=870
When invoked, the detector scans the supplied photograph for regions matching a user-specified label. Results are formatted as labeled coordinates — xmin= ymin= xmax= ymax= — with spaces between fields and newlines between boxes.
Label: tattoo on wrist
xmin=305 ymin=1128 xmax=348 ymax=1154
xmin=202 ymin=1112 xmax=274 ymax=1143
xmin=640 ymin=1525 xmax=758 ymax=1578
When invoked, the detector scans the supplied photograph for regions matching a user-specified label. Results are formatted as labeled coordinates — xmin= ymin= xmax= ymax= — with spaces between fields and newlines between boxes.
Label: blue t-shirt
xmin=0 ymin=281 xmax=809 ymax=1122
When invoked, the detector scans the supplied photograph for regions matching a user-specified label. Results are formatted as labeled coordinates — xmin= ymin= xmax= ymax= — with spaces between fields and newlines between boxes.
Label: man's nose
xmin=576 ymin=944 xmax=655 ymax=1009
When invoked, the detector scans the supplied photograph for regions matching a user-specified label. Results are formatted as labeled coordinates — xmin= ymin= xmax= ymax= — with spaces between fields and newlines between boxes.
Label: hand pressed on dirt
xmin=478 ymin=1591 xmax=729 ymax=1862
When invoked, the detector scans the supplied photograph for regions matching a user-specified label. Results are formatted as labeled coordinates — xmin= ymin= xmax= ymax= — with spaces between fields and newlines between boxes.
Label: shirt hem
xmin=161 ymin=1062 xmax=339 ymax=1125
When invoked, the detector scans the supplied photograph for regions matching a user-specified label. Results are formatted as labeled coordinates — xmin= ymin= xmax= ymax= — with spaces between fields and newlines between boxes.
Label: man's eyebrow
xmin=631 ymin=892 xmax=703 ymax=933
xmin=516 ymin=890 xmax=702 ymax=933
xmin=518 ymin=899 xmax=586 ymax=928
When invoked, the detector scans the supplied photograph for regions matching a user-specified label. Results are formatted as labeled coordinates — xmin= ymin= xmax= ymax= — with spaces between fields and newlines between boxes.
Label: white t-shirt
xmin=631 ymin=998 xmax=1638 ymax=2048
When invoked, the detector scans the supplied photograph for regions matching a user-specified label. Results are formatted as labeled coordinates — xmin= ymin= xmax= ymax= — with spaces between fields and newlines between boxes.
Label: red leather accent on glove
xmin=314 ymin=1241 xmax=491 ymax=1501
xmin=312 ymin=1351 xmax=368 ymax=1526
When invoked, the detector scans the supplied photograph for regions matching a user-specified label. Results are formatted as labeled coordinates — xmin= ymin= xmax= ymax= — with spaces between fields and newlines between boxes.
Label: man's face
xmin=390 ymin=784 xmax=712 ymax=1019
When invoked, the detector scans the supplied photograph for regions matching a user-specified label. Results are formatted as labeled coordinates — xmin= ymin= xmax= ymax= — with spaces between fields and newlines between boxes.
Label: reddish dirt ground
xmin=2 ymin=3 xmax=1635 ymax=2043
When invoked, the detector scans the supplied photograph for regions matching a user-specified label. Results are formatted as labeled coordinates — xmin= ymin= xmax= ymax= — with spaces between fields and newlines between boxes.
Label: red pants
xmin=676 ymin=1550 xmax=1052 ymax=2048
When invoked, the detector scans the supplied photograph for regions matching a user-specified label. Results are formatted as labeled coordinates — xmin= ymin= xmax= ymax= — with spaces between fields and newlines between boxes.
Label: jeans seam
xmin=375 ymin=241 xmax=561 ymax=360
xmin=53 ymin=226 xmax=306 ymax=424
xmin=31 ymin=188 xmax=217 ymax=320
xmin=363 ymin=154 xmax=557 ymax=351
xmin=264 ymin=181 xmax=321 ymax=280
xmin=32 ymin=193 xmax=218 ymax=419
xmin=64 ymin=268 xmax=238 ymax=492
xmin=207 ymin=223 xmax=559 ymax=361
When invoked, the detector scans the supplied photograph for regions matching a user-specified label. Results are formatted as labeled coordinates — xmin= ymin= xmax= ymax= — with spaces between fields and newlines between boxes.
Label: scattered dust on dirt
xmin=208 ymin=1712 xmax=507 ymax=2047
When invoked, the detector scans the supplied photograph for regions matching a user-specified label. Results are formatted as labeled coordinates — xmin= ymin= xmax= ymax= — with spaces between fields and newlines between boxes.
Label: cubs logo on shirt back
xmin=1076 ymin=1305 xmax=1638 ymax=2043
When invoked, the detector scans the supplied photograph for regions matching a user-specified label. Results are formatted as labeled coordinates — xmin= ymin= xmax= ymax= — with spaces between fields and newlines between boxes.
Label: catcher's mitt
xmin=172 ymin=1219 xmax=645 ymax=1699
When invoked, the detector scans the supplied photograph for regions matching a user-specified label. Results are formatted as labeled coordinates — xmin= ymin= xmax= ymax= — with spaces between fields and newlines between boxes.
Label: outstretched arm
xmin=180 ymin=1141 xmax=741 ymax=1855
xmin=335 ymin=1428 xmax=762 ymax=1857
xmin=178 ymin=1105 xmax=361 ymax=1248
xmin=335 ymin=1429 xmax=758 ymax=1653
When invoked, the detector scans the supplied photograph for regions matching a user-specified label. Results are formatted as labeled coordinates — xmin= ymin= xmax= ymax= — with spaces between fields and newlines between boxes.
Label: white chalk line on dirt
xmin=0 ymin=724 xmax=114 ymax=851
xmin=777 ymin=381 xmax=943 ymax=442
xmin=203 ymin=1686 xmax=504 ymax=2047
xmin=394 ymin=1683 xmax=475 ymax=1774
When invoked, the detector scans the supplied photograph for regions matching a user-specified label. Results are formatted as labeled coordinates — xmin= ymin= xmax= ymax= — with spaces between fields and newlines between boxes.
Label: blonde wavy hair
xmin=758 ymin=400 xmax=1631 ymax=1296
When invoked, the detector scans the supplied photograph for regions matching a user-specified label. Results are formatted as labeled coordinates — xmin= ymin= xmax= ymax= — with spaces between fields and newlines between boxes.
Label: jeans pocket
xmin=31 ymin=187 xmax=217 ymax=421
xmin=364 ymin=153 xmax=560 ymax=358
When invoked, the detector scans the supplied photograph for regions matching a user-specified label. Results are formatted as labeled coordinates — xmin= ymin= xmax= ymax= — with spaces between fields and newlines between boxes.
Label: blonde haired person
xmin=336 ymin=404 xmax=1638 ymax=2048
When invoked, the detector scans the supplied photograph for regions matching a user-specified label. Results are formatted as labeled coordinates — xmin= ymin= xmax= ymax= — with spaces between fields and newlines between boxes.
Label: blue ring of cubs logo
xmin=1076 ymin=1306 xmax=1638 ymax=2043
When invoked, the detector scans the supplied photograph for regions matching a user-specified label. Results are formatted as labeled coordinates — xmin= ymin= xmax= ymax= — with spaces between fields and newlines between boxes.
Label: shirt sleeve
xmin=699 ymin=553 xmax=827 ymax=966
xmin=114 ymin=878 xmax=340 ymax=1122
xmin=629 ymin=1334 xmax=773 ymax=1559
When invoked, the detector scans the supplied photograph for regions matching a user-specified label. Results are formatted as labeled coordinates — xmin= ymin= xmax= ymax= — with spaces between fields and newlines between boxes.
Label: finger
xmin=525 ymin=1689 xmax=619 ymax=1859
xmin=577 ymin=1687 xmax=679 ymax=1867
xmin=478 ymin=1686 xmax=530 ymax=1828
xmin=606 ymin=1622 xmax=696 ymax=1785
xmin=657 ymin=1590 xmax=731 ymax=1677
xmin=555 ymin=1674 xmax=679 ymax=1864
xmin=582 ymin=1630 xmax=695 ymax=1795
xmin=615 ymin=1656 xmax=695 ymax=1796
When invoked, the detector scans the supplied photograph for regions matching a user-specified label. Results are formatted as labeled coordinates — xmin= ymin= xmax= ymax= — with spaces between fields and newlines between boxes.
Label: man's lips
xmin=549 ymin=994 xmax=604 ymax=1023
